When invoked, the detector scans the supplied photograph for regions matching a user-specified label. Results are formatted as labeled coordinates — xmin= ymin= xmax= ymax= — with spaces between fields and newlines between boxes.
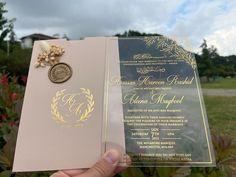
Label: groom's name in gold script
xmin=122 ymin=92 xmax=184 ymax=109
xmin=110 ymin=75 xmax=194 ymax=86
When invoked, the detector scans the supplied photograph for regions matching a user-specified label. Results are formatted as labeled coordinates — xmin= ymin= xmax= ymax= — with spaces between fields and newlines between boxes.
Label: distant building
xmin=20 ymin=33 xmax=57 ymax=48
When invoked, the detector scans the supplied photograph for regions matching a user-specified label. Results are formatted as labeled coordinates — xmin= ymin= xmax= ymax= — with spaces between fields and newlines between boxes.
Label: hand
xmin=51 ymin=149 xmax=130 ymax=177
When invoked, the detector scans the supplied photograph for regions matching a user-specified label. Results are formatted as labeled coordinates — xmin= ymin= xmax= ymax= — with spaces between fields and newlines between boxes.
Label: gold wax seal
xmin=48 ymin=63 xmax=72 ymax=83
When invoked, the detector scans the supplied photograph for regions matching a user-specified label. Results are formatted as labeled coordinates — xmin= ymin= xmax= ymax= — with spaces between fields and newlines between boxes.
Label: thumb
xmin=80 ymin=149 xmax=120 ymax=177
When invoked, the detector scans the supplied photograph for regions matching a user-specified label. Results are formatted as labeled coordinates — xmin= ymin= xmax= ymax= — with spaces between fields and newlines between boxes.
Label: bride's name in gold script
xmin=122 ymin=92 xmax=184 ymax=109
xmin=110 ymin=75 xmax=194 ymax=86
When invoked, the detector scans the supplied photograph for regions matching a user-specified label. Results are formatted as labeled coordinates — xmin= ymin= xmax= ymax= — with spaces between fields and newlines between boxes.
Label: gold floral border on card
xmin=143 ymin=36 xmax=197 ymax=70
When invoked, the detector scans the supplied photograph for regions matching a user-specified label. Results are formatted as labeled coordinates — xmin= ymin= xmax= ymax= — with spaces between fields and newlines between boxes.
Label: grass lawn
xmin=201 ymin=78 xmax=236 ymax=89
xmin=204 ymin=96 xmax=236 ymax=153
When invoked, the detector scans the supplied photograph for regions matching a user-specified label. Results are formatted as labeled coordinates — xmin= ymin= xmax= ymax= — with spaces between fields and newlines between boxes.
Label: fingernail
xmin=50 ymin=174 xmax=62 ymax=177
xmin=124 ymin=154 xmax=132 ymax=166
xmin=103 ymin=149 xmax=120 ymax=165
xmin=50 ymin=171 xmax=66 ymax=177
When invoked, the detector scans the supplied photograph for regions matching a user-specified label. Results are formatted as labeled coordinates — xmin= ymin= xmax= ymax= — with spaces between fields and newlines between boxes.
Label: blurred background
xmin=0 ymin=0 xmax=235 ymax=177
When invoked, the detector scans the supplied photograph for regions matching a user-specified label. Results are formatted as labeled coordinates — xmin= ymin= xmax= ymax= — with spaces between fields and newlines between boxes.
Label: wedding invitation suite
xmin=13 ymin=36 xmax=215 ymax=172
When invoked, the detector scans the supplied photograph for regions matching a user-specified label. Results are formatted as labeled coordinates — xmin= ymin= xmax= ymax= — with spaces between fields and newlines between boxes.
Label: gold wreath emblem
xmin=51 ymin=88 xmax=95 ymax=127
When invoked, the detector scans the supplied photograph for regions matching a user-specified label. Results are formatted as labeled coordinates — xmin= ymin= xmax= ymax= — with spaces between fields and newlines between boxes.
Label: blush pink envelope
xmin=13 ymin=38 xmax=108 ymax=172
xmin=13 ymin=37 xmax=126 ymax=172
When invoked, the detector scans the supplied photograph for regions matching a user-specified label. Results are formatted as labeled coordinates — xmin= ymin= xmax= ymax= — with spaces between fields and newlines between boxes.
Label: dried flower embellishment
xmin=35 ymin=41 xmax=65 ymax=68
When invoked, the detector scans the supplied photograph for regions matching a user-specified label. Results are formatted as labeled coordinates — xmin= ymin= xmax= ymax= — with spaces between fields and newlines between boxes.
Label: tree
xmin=9 ymin=23 xmax=16 ymax=43
xmin=0 ymin=2 xmax=16 ymax=50
xmin=115 ymin=30 xmax=162 ymax=37
xmin=62 ymin=33 xmax=70 ymax=40
xmin=198 ymin=39 xmax=220 ymax=81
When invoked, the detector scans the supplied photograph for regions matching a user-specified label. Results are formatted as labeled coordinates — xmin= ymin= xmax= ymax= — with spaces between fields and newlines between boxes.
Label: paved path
xmin=202 ymin=89 xmax=236 ymax=96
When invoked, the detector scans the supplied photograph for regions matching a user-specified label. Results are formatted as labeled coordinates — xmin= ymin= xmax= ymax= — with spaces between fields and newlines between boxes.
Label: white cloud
xmin=168 ymin=0 xmax=236 ymax=55
xmin=206 ymin=27 xmax=236 ymax=56
xmin=205 ymin=2 xmax=236 ymax=55
xmin=3 ymin=0 xmax=236 ymax=55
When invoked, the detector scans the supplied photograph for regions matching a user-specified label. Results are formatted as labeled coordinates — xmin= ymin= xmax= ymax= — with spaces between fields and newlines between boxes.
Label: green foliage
xmin=201 ymin=78 xmax=236 ymax=89
xmin=0 ymin=2 xmax=31 ymax=76
xmin=197 ymin=40 xmax=220 ymax=80
xmin=0 ymin=170 xmax=11 ymax=177
xmin=0 ymin=2 xmax=16 ymax=50
xmin=196 ymin=40 xmax=236 ymax=79
xmin=117 ymin=168 xmax=145 ymax=177
xmin=0 ymin=43 xmax=32 ymax=76
xmin=204 ymin=96 xmax=236 ymax=154
xmin=0 ymin=74 xmax=23 ymax=174
xmin=115 ymin=30 xmax=162 ymax=37
xmin=0 ymin=74 xmax=24 ymax=153
xmin=188 ymin=135 xmax=236 ymax=177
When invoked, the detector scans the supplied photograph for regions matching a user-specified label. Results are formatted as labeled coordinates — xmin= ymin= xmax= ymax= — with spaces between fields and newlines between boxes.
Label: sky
xmin=4 ymin=0 xmax=236 ymax=56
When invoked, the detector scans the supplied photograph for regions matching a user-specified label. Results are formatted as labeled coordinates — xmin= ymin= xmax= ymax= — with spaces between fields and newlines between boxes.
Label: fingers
xmin=114 ymin=155 xmax=131 ymax=174
xmin=50 ymin=150 xmax=131 ymax=177
xmin=114 ymin=166 xmax=129 ymax=174
xmin=79 ymin=149 xmax=120 ymax=177
xmin=51 ymin=169 xmax=86 ymax=177
xmin=50 ymin=169 xmax=85 ymax=177
xmin=62 ymin=169 xmax=87 ymax=176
